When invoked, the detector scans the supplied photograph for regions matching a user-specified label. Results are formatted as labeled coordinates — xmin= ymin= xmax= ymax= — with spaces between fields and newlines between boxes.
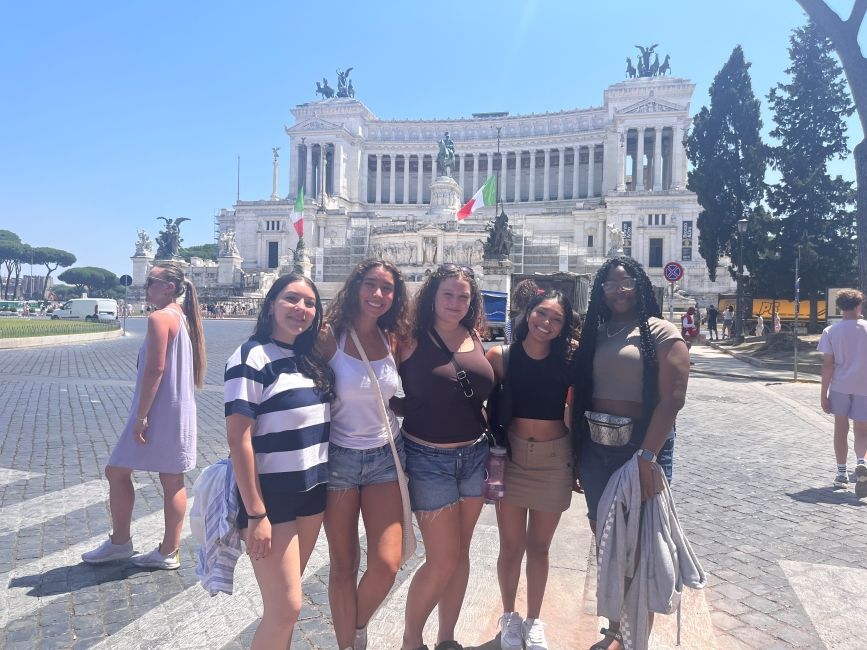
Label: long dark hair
xmin=252 ymin=273 xmax=335 ymax=400
xmin=571 ymin=256 xmax=661 ymax=435
xmin=326 ymin=259 xmax=410 ymax=339
xmin=153 ymin=261 xmax=206 ymax=389
xmin=412 ymin=265 xmax=485 ymax=339
xmin=514 ymin=290 xmax=574 ymax=373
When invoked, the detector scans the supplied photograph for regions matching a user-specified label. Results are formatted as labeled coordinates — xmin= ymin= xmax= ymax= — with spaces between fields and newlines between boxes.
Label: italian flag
xmin=456 ymin=175 xmax=496 ymax=221
xmin=291 ymin=186 xmax=305 ymax=237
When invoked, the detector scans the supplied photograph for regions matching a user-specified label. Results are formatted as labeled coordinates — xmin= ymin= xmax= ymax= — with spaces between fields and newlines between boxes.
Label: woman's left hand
xmin=638 ymin=457 xmax=664 ymax=502
xmin=134 ymin=420 xmax=148 ymax=444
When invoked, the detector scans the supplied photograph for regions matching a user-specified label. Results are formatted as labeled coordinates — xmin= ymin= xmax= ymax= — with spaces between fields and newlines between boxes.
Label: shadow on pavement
xmin=9 ymin=561 xmax=152 ymax=596
xmin=787 ymin=487 xmax=867 ymax=507
xmin=466 ymin=637 xmax=500 ymax=650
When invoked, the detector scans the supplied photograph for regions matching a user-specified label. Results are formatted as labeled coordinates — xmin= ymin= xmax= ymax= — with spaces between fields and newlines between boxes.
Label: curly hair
xmin=514 ymin=290 xmax=575 ymax=374
xmin=252 ymin=273 xmax=335 ymax=400
xmin=836 ymin=288 xmax=864 ymax=312
xmin=326 ymin=259 xmax=410 ymax=339
xmin=412 ymin=266 xmax=486 ymax=338
xmin=571 ymin=256 xmax=661 ymax=438
xmin=510 ymin=278 xmax=540 ymax=316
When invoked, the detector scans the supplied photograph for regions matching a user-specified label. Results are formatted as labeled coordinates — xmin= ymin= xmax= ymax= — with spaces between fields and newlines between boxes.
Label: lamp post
xmin=734 ymin=217 xmax=749 ymax=343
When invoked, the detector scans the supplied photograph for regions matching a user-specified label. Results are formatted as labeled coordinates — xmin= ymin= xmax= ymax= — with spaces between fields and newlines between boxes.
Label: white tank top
xmin=327 ymin=330 xmax=400 ymax=449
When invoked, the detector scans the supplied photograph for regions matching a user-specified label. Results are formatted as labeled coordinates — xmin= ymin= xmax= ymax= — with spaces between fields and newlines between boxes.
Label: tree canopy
xmin=180 ymin=243 xmax=218 ymax=262
xmin=58 ymin=266 xmax=119 ymax=296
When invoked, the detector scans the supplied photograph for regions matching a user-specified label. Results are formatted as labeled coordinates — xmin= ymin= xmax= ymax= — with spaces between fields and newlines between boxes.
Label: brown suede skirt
xmin=504 ymin=433 xmax=573 ymax=513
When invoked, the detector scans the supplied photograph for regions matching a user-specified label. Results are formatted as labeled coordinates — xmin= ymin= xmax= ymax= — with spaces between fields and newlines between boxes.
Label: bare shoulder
xmin=486 ymin=344 xmax=505 ymax=380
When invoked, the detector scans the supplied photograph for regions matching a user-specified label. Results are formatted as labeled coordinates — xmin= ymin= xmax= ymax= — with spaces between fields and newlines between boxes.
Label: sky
xmin=1 ymin=0 xmax=864 ymax=278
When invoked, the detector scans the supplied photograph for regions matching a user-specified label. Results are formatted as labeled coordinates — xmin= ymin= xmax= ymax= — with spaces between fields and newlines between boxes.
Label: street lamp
xmin=734 ymin=217 xmax=749 ymax=343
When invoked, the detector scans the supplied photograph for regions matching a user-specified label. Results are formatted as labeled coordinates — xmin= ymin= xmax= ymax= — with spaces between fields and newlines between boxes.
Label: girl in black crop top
xmin=485 ymin=291 xmax=575 ymax=645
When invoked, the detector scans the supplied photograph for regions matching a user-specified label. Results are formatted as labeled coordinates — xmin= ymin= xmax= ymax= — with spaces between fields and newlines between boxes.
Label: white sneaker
xmin=498 ymin=611 xmax=523 ymax=650
xmin=131 ymin=545 xmax=180 ymax=570
xmin=522 ymin=618 xmax=548 ymax=650
xmin=81 ymin=537 xmax=134 ymax=564
xmin=353 ymin=625 xmax=367 ymax=650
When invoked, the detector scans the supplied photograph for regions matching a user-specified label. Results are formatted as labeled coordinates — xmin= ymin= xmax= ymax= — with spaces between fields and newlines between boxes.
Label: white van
xmin=51 ymin=298 xmax=118 ymax=321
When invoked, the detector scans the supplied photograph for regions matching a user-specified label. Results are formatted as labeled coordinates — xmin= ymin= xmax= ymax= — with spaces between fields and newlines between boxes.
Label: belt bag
xmin=584 ymin=410 xmax=633 ymax=446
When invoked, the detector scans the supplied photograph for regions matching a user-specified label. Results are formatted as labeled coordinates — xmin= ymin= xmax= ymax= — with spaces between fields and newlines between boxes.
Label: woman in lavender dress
xmin=82 ymin=261 xmax=206 ymax=569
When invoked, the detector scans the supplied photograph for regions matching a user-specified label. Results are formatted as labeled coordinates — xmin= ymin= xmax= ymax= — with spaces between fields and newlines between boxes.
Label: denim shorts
xmin=403 ymin=435 xmax=489 ymax=512
xmin=327 ymin=437 xmax=406 ymax=490
xmin=829 ymin=390 xmax=867 ymax=422
xmin=578 ymin=436 xmax=675 ymax=522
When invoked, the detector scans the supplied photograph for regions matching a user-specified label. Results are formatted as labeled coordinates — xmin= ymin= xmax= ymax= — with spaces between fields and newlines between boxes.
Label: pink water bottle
xmin=484 ymin=446 xmax=507 ymax=501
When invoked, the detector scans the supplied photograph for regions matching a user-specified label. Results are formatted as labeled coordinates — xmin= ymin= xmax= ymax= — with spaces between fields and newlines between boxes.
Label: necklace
xmin=606 ymin=321 xmax=635 ymax=338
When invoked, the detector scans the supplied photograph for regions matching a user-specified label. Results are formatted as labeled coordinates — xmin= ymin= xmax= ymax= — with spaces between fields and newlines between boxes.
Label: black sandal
xmin=434 ymin=642 xmax=464 ymax=650
xmin=590 ymin=627 xmax=623 ymax=650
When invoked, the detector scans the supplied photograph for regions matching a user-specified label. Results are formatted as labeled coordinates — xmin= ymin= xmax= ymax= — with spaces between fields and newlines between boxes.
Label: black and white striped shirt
xmin=224 ymin=338 xmax=330 ymax=494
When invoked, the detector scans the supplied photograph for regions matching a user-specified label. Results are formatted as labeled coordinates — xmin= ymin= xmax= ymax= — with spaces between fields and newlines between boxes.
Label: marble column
xmin=360 ymin=154 xmax=369 ymax=203
xmin=543 ymin=148 xmax=551 ymax=200
xmin=375 ymin=154 xmax=382 ymax=204
xmin=333 ymin=143 xmax=343 ymax=198
xmin=472 ymin=153 xmax=479 ymax=195
xmin=672 ymin=122 xmax=684 ymax=189
xmin=318 ymin=224 xmax=325 ymax=248
xmin=572 ymin=146 xmax=580 ymax=200
xmin=635 ymin=128 xmax=645 ymax=191
xmin=402 ymin=155 xmax=410 ymax=204
xmin=557 ymin=147 xmax=565 ymax=200
xmin=305 ymin=145 xmax=313 ymax=195
xmin=653 ymin=128 xmax=663 ymax=191
xmin=514 ymin=151 xmax=522 ymax=202
xmin=529 ymin=150 xmax=537 ymax=201
xmin=290 ymin=144 xmax=300 ymax=197
xmin=499 ymin=152 xmax=507 ymax=202
xmin=458 ymin=154 xmax=466 ymax=199
xmin=588 ymin=144 xmax=596 ymax=198
xmin=417 ymin=155 xmax=424 ymax=205
xmin=388 ymin=155 xmax=396 ymax=204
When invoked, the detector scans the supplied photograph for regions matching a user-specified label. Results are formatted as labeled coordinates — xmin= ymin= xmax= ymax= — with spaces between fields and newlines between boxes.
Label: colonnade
xmin=360 ymin=145 xmax=604 ymax=206
xmin=618 ymin=125 xmax=684 ymax=192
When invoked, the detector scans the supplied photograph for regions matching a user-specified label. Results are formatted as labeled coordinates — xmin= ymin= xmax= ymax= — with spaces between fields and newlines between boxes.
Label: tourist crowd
xmin=81 ymin=256 xmax=715 ymax=650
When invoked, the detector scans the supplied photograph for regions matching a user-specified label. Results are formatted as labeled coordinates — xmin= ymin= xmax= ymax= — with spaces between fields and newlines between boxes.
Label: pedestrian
xmin=681 ymin=306 xmax=698 ymax=348
xmin=818 ymin=289 xmax=867 ymax=497
xmin=706 ymin=304 xmax=719 ymax=341
xmin=318 ymin=260 xmax=411 ymax=650
xmin=722 ymin=305 xmax=734 ymax=339
xmin=224 ymin=273 xmax=335 ymax=648
xmin=393 ymin=263 xmax=494 ymax=650
xmin=82 ymin=261 xmax=206 ymax=569
xmin=571 ymin=256 xmax=690 ymax=650
xmin=773 ymin=310 xmax=781 ymax=334
xmin=504 ymin=279 xmax=539 ymax=345
xmin=487 ymin=290 xmax=575 ymax=650
xmin=755 ymin=314 xmax=765 ymax=337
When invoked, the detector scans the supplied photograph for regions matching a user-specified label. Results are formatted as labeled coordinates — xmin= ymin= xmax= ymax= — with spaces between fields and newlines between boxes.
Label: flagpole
xmin=794 ymin=245 xmax=800 ymax=382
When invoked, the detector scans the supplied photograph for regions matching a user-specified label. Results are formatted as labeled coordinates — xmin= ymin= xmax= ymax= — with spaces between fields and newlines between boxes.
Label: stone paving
xmin=0 ymin=322 xmax=865 ymax=649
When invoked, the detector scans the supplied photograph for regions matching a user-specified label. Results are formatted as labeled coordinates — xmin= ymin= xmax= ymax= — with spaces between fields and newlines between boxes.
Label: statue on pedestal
xmin=315 ymin=78 xmax=334 ymax=99
xmin=483 ymin=211 xmax=513 ymax=261
xmin=134 ymin=230 xmax=153 ymax=256
xmin=218 ymin=229 xmax=240 ymax=257
xmin=336 ymin=67 xmax=354 ymax=97
xmin=155 ymin=217 xmax=190 ymax=259
xmin=293 ymin=237 xmax=308 ymax=274
xmin=436 ymin=131 xmax=456 ymax=178
xmin=607 ymin=223 xmax=624 ymax=256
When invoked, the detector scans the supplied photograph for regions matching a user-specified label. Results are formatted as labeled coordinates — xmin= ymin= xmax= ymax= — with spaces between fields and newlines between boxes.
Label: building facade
xmin=212 ymin=74 xmax=734 ymax=301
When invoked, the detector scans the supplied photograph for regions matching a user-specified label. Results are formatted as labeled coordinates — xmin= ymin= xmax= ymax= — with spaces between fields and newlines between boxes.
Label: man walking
xmin=819 ymin=289 xmax=867 ymax=497
xmin=706 ymin=304 xmax=719 ymax=341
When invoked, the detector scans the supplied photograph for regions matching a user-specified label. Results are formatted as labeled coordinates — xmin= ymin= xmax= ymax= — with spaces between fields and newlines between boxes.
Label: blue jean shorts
xmin=327 ymin=437 xmax=406 ymax=490
xmin=578 ymin=436 xmax=675 ymax=522
xmin=829 ymin=390 xmax=867 ymax=422
xmin=403 ymin=435 xmax=489 ymax=512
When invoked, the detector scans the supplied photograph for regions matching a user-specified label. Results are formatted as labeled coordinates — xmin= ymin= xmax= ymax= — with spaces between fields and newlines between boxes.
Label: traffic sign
xmin=663 ymin=261 xmax=684 ymax=283
xmin=119 ymin=274 xmax=133 ymax=287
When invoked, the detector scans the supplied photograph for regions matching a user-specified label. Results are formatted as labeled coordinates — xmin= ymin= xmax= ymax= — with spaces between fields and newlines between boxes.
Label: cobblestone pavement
xmin=0 ymin=323 xmax=864 ymax=649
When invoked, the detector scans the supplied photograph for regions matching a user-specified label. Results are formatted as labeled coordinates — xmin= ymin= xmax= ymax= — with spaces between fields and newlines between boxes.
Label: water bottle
xmin=484 ymin=446 xmax=507 ymax=501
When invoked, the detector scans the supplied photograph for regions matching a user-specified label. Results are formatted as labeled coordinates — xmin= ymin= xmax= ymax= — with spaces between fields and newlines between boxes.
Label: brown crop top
xmin=400 ymin=330 xmax=495 ymax=443
xmin=592 ymin=317 xmax=683 ymax=403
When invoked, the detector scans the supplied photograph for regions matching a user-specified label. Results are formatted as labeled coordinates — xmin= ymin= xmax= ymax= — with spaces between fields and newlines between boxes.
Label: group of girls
xmin=92 ymin=254 xmax=689 ymax=650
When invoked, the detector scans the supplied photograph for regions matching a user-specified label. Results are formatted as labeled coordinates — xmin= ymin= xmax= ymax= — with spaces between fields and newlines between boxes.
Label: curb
xmin=0 ymin=328 xmax=124 ymax=349
xmin=704 ymin=341 xmax=822 ymax=374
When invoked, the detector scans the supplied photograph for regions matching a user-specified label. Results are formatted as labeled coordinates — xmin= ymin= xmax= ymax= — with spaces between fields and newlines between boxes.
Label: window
xmin=268 ymin=242 xmax=278 ymax=269
xmin=587 ymin=234 xmax=594 ymax=248
xmin=648 ymin=213 xmax=667 ymax=226
xmin=649 ymin=238 xmax=663 ymax=268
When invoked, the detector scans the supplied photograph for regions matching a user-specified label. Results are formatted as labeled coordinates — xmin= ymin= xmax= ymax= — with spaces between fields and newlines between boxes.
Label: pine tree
xmin=687 ymin=46 xmax=766 ymax=281
xmin=766 ymin=21 xmax=856 ymax=327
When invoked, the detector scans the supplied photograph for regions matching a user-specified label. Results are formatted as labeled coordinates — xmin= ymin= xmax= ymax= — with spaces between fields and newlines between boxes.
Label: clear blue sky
xmin=1 ymin=0 xmax=862 ymax=278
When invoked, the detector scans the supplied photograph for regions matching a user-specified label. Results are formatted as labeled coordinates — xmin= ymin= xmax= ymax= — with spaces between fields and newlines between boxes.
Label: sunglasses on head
xmin=437 ymin=263 xmax=474 ymax=279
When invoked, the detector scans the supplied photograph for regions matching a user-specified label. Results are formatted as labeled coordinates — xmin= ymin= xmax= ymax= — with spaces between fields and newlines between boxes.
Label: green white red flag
xmin=456 ymin=175 xmax=496 ymax=221
xmin=291 ymin=187 xmax=305 ymax=237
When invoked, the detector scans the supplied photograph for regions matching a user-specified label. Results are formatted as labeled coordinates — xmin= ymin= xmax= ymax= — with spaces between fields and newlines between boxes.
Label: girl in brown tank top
xmin=394 ymin=264 xmax=494 ymax=650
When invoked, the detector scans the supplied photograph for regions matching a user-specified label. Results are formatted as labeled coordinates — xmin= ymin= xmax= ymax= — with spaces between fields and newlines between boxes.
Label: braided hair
xmin=571 ymin=256 xmax=661 ymax=438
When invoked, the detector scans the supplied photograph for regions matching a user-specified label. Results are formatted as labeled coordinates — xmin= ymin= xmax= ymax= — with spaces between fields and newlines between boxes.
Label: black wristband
xmin=246 ymin=512 xmax=267 ymax=520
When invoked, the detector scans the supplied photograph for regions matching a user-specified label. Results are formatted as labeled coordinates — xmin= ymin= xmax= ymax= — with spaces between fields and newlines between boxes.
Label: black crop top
xmin=508 ymin=342 xmax=571 ymax=421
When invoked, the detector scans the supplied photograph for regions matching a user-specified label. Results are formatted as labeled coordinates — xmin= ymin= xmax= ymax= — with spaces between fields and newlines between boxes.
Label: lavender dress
xmin=109 ymin=306 xmax=197 ymax=473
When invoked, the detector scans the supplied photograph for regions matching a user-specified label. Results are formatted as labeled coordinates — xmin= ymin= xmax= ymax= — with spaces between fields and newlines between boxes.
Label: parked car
xmin=51 ymin=298 xmax=118 ymax=321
